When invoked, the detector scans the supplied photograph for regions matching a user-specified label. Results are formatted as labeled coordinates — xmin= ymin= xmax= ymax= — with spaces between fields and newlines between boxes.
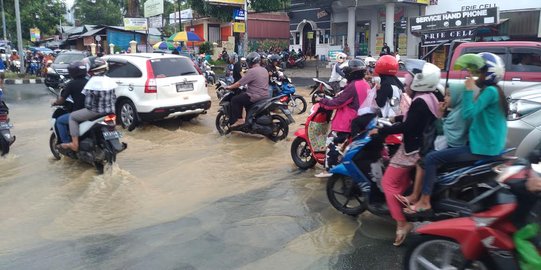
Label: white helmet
xmin=364 ymin=57 xmax=377 ymax=67
xmin=410 ymin=62 xmax=441 ymax=92
xmin=336 ymin=52 xmax=347 ymax=63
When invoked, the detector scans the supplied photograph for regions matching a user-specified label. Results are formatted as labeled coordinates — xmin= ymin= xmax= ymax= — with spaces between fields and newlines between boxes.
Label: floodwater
xmin=0 ymin=84 xmax=398 ymax=270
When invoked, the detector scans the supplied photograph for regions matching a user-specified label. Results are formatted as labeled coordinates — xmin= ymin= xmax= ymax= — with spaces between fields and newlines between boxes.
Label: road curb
xmin=5 ymin=78 xmax=44 ymax=85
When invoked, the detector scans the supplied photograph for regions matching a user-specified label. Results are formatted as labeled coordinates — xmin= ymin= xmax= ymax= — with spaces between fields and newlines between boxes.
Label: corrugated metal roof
xmin=80 ymin=27 xmax=105 ymax=37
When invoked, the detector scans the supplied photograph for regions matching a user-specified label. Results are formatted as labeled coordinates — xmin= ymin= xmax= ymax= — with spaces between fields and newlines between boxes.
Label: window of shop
xmin=319 ymin=30 xmax=330 ymax=44
xmin=510 ymin=48 xmax=541 ymax=72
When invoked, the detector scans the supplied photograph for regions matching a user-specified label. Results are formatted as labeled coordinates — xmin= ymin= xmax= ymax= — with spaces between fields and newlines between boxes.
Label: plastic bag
xmin=514 ymin=223 xmax=541 ymax=270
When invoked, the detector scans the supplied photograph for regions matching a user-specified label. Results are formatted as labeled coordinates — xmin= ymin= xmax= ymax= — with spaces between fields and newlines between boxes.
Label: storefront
xmin=288 ymin=0 xmax=333 ymax=58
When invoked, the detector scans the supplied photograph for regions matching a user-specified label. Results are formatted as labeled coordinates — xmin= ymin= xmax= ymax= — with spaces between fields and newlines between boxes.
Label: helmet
xmin=336 ymin=53 xmax=347 ymax=63
xmin=343 ymin=59 xmax=366 ymax=82
xmin=364 ymin=57 xmax=377 ymax=67
xmin=375 ymin=55 xmax=399 ymax=76
xmin=84 ymin=56 xmax=108 ymax=74
xmin=269 ymin=54 xmax=281 ymax=63
xmin=228 ymin=52 xmax=238 ymax=64
xmin=410 ymin=62 xmax=441 ymax=92
xmin=11 ymin=49 xmax=17 ymax=53
xmin=67 ymin=60 xmax=88 ymax=79
xmin=478 ymin=52 xmax=505 ymax=85
xmin=246 ymin=52 xmax=261 ymax=68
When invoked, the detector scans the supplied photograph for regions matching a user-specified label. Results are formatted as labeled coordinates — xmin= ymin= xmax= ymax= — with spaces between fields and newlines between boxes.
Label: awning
xmin=500 ymin=10 xmax=540 ymax=37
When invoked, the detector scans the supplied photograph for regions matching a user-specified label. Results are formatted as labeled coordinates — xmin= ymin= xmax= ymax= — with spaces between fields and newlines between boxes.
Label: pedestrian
xmin=380 ymin=43 xmax=391 ymax=56
xmin=343 ymin=43 xmax=350 ymax=56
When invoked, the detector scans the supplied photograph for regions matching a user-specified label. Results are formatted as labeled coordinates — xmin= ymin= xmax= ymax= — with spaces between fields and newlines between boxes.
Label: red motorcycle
xmin=287 ymin=55 xmax=306 ymax=69
xmin=290 ymin=103 xmax=401 ymax=170
xmin=404 ymin=153 xmax=541 ymax=270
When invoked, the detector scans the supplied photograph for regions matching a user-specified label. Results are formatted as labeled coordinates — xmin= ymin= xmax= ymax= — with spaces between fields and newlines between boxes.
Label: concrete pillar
xmin=109 ymin=43 xmax=115 ymax=54
xmin=129 ymin=40 xmax=137 ymax=54
xmin=385 ymin=2 xmax=395 ymax=52
xmin=347 ymin=6 xmax=356 ymax=57
xmin=90 ymin=43 xmax=96 ymax=56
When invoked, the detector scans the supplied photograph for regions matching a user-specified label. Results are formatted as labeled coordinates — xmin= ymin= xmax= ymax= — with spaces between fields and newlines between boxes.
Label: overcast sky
xmin=65 ymin=0 xmax=74 ymax=9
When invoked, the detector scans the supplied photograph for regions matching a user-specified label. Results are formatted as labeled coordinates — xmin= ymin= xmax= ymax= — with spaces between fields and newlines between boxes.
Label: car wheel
xmin=117 ymin=99 xmax=138 ymax=131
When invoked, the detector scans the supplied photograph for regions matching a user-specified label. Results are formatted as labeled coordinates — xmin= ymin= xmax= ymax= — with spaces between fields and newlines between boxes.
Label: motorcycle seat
xmin=79 ymin=115 xmax=107 ymax=136
xmin=312 ymin=78 xmax=332 ymax=89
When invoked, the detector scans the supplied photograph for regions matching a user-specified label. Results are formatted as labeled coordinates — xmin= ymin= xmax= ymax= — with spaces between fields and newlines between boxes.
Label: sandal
xmin=404 ymin=205 xmax=433 ymax=217
xmin=393 ymin=222 xmax=413 ymax=246
xmin=394 ymin=194 xmax=414 ymax=210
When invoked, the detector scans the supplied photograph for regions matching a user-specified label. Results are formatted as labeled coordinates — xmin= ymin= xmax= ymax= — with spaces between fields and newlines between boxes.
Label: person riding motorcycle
xmin=374 ymin=55 xmax=405 ymax=118
xmin=225 ymin=52 xmax=242 ymax=85
xmin=329 ymin=52 xmax=347 ymax=93
xmin=225 ymin=52 xmax=270 ymax=128
xmin=51 ymin=61 xmax=89 ymax=144
xmin=266 ymin=54 xmax=282 ymax=96
xmin=61 ymin=56 xmax=116 ymax=151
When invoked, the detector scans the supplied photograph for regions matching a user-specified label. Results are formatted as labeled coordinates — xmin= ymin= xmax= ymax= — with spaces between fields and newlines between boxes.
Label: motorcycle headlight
xmin=508 ymin=99 xmax=541 ymax=121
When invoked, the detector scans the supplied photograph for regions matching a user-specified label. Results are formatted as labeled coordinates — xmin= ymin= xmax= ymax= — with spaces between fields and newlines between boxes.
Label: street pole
xmin=14 ymin=0 xmax=24 ymax=71
xmin=1 ymin=0 xmax=6 ymax=42
xmin=243 ymin=0 xmax=248 ymax=56
xmin=178 ymin=0 xmax=183 ymax=31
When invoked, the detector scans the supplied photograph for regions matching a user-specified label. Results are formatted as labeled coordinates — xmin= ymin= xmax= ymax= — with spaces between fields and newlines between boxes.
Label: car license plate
xmin=176 ymin=82 xmax=194 ymax=92
xmin=103 ymin=130 xmax=121 ymax=140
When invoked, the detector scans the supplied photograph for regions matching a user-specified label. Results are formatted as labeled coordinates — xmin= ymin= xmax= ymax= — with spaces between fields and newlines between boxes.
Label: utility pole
xmin=14 ymin=0 xmax=24 ymax=71
xmin=1 ymin=0 xmax=6 ymax=41
xmin=243 ymin=0 xmax=248 ymax=56
xmin=178 ymin=0 xmax=183 ymax=31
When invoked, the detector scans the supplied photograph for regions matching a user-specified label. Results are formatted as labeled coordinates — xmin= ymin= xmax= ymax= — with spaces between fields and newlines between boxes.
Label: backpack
xmin=380 ymin=84 xmax=402 ymax=118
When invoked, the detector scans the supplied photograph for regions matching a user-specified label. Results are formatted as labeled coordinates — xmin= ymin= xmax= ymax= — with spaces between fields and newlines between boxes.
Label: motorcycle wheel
xmin=117 ymin=99 xmax=138 ymax=131
xmin=267 ymin=115 xmax=289 ymax=142
xmin=290 ymin=137 xmax=316 ymax=169
xmin=297 ymin=61 xmax=305 ymax=69
xmin=289 ymin=95 xmax=307 ymax=115
xmin=215 ymin=111 xmax=231 ymax=135
xmin=49 ymin=133 xmax=61 ymax=160
xmin=404 ymin=236 xmax=490 ymax=270
xmin=326 ymin=174 xmax=367 ymax=216
xmin=0 ymin=135 xmax=9 ymax=156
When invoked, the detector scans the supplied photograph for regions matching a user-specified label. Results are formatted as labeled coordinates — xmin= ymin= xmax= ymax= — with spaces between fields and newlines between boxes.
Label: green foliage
xmin=74 ymin=0 xmax=123 ymax=26
xmin=248 ymin=39 xmax=289 ymax=52
xmin=188 ymin=0 xmax=290 ymax=22
xmin=199 ymin=42 xmax=213 ymax=55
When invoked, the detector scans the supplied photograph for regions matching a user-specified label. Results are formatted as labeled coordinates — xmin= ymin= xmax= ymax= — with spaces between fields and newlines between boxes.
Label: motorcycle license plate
xmin=176 ymin=82 xmax=194 ymax=92
xmin=103 ymin=130 xmax=121 ymax=140
xmin=0 ymin=122 xmax=12 ymax=130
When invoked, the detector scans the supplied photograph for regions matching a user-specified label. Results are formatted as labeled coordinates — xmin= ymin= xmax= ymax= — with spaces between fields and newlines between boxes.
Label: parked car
xmin=506 ymin=85 xmax=541 ymax=158
xmin=45 ymin=50 xmax=88 ymax=89
xmin=102 ymin=53 xmax=211 ymax=130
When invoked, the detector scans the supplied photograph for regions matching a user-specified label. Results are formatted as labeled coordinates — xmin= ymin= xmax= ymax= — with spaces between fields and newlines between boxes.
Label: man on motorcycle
xmin=51 ymin=61 xmax=89 ymax=144
xmin=61 ymin=57 xmax=116 ymax=151
xmin=225 ymin=52 xmax=269 ymax=128
xmin=329 ymin=52 xmax=347 ymax=93
xmin=266 ymin=54 xmax=282 ymax=96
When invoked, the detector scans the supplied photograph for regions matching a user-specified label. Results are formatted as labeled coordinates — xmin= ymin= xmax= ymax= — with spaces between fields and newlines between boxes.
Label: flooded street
xmin=0 ymin=83 xmax=403 ymax=270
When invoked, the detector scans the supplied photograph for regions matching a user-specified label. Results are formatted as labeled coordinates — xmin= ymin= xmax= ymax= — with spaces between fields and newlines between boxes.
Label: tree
xmin=73 ymin=0 xmax=123 ymax=26
xmin=188 ymin=0 xmax=289 ymax=22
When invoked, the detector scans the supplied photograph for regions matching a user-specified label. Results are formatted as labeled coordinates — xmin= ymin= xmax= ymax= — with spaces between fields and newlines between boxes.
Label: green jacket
xmin=462 ymin=86 xmax=507 ymax=156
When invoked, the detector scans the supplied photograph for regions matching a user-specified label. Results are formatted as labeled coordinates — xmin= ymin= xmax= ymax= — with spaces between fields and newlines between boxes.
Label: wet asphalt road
xmin=0 ymin=83 xmax=406 ymax=270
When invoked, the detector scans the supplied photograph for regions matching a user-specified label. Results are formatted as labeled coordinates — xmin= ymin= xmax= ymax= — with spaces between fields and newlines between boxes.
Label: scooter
xmin=309 ymin=78 xmax=347 ymax=104
xmin=326 ymin=115 xmax=514 ymax=218
xmin=48 ymin=89 xmax=127 ymax=173
xmin=404 ymin=151 xmax=541 ymax=270
xmin=203 ymin=63 xmax=216 ymax=84
xmin=9 ymin=60 xmax=20 ymax=73
xmin=0 ymin=89 xmax=15 ymax=156
xmin=270 ymin=72 xmax=307 ymax=115
xmin=215 ymin=88 xmax=294 ymax=142
xmin=287 ymin=55 xmax=306 ymax=69
xmin=215 ymin=79 xmax=228 ymax=100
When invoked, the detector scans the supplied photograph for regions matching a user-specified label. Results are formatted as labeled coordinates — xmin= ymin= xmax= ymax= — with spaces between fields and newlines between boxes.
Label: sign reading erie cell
xmin=410 ymin=7 xmax=498 ymax=32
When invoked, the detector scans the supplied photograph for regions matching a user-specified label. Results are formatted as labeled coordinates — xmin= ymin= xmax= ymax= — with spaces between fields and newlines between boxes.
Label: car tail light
xmin=104 ymin=114 xmax=116 ymax=123
xmin=145 ymin=60 xmax=157 ymax=93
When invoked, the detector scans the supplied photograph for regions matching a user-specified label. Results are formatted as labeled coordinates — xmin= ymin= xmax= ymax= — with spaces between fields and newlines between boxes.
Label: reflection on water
xmin=0 ymin=85 xmax=395 ymax=268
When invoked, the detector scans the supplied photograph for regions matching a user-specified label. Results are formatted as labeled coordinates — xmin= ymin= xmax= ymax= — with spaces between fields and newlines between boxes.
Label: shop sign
xmin=410 ymin=7 xmax=498 ymax=32
xmin=233 ymin=22 xmax=245 ymax=33
xmin=233 ymin=9 xmax=245 ymax=20
xmin=148 ymin=15 xmax=163 ymax=28
xmin=144 ymin=0 xmax=164 ymax=18
xmin=422 ymin=29 xmax=475 ymax=45
xmin=123 ymin=18 xmax=148 ymax=31
xmin=207 ymin=0 xmax=245 ymax=5
xmin=317 ymin=9 xmax=329 ymax=19
xmin=307 ymin=32 xmax=314 ymax=39
xmin=30 ymin=28 xmax=40 ymax=42
xmin=399 ymin=0 xmax=429 ymax=4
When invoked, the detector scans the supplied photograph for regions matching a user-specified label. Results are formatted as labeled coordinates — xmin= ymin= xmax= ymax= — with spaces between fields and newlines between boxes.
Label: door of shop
xmin=302 ymin=23 xmax=316 ymax=58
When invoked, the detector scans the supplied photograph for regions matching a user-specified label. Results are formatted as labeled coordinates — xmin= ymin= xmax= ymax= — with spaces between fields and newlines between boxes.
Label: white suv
xmin=102 ymin=53 xmax=211 ymax=130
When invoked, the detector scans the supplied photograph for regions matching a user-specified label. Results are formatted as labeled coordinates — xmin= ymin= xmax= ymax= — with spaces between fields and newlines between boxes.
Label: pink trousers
xmin=382 ymin=165 xmax=412 ymax=222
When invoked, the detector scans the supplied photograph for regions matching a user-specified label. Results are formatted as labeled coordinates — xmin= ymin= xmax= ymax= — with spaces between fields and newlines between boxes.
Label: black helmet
xmin=343 ymin=59 xmax=366 ymax=82
xmin=269 ymin=54 xmax=281 ymax=63
xmin=83 ymin=56 xmax=108 ymax=74
xmin=67 ymin=61 xmax=88 ymax=79
xmin=246 ymin=52 xmax=261 ymax=68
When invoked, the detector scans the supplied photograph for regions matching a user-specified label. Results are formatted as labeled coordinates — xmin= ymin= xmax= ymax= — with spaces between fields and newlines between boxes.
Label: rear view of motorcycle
xmin=270 ymin=72 xmax=307 ymax=115
xmin=0 ymin=89 xmax=15 ymax=156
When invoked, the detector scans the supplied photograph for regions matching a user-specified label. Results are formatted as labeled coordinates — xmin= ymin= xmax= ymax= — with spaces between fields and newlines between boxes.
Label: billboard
xmin=144 ymin=0 xmax=164 ymax=18
xmin=207 ymin=0 xmax=245 ymax=5
xmin=124 ymin=18 xmax=148 ymax=31
xmin=30 ymin=28 xmax=40 ymax=42
xmin=233 ymin=22 xmax=245 ymax=33
xmin=410 ymin=7 xmax=498 ymax=32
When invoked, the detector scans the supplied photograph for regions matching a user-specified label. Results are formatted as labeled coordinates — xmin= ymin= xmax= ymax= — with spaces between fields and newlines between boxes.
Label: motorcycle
xmin=215 ymin=79 xmax=228 ymax=100
xmin=309 ymin=78 xmax=340 ymax=104
xmin=202 ymin=63 xmax=216 ymax=84
xmin=45 ymin=67 xmax=68 ymax=91
xmin=215 ymin=88 xmax=294 ymax=142
xmin=9 ymin=60 xmax=20 ymax=73
xmin=0 ymin=89 xmax=15 ymax=156
xmin=48 ymin=89 xmax=127 ymax=173
xmin=404 ymin=151 xmax=541 ymax=270
xmin=28 ymin=59 xmax=39 ymax=75
xmin=270 ymin=73 xmax=307 ymax=115
xmin=287 ymin=55 xmax=306 ymax=69
xmin=326 ymin=115 xmax=514 ymax=218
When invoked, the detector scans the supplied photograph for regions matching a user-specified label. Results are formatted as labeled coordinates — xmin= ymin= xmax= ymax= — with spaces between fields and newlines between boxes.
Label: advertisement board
xmin=233 ymin=22 xmax=245 ymax=33
xmin=427 ymin=0 xmax=538 ymax=13
xmin=123 ymin=18 xmax=148 ymax=31
xmin=207 ymin=0 xmax=245 ymax=5
xmin=233 ymin=9 xmax=245 ymax=20
xmin=30 ymin=28 xmax=40 ymax=42
xmin=144 ymin=0 xmax=164 ymax=18
xmin=422 ymin=29 xmax=475 ymax=45
xmin=410 ymin=7 xmax=498 ymax=32
xmin=148 ymin=15 xmax=163 ymax=28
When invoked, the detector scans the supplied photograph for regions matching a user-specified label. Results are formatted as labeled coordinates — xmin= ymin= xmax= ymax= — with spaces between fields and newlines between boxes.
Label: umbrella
xmin=167 ymin=31 xmax=204 ymax=42
xmin=153 ymin=41 xmax=176 ymax=50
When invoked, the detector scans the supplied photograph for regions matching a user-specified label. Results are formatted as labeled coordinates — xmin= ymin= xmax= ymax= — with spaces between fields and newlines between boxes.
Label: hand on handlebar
xmin=368 ymin=128 xmax=379 ymax=136
xmin=526 ymin=171 xmax=541 ymax=193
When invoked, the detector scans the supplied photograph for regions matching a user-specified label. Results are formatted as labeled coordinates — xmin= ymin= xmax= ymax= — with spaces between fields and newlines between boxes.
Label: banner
xmin=410 ymin=7 xmax=498 ymax=32
xmin=233 ymin=9 xmax=245 ymax=20
xmin=233 ymin=22 xmax=245 ymax=33
xmin=207 ymin=0 xmax=245 ymax=5
xmin=124 ymin=18 xmax=148 ymax=31
xmin=30 ymin=28 xmax=40 ymax=42
xmin=144 ymin=0 xmax=164 ymax=18
xmin=148 ymin=15 xmax=163 ymax=28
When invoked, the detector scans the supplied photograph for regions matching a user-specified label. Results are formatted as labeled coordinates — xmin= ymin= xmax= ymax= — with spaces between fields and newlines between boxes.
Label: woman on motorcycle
xmin=61 ymin=56 xmax=117 ymax=151
xmin=375 ymin=55 xmax=405 ymax=119
xmin=407 ymin=52 xmax=508 ymax=214
xmin=315 ymin=59 xmax=370 ymax=178
xmin=369 ymin=61 xmax=442 ymax=246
